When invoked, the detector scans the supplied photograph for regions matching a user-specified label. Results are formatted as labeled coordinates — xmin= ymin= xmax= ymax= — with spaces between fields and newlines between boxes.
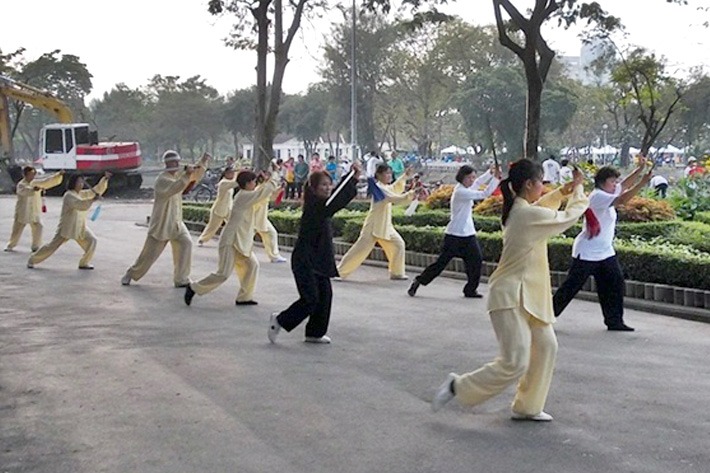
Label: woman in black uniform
xmin=268 ymin=164 xmax=361 ymax=344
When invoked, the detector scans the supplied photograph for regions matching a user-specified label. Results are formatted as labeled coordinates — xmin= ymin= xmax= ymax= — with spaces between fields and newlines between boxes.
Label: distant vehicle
xmin=0 ymin=74 xmax=142 ymax=191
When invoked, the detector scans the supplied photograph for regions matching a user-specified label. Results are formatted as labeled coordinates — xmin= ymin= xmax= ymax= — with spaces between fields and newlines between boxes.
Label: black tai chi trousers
xmin=415 ymin=234 xmax=483 ymax=297
xmin=553 ymin=255 xmax=626 ymax=328
xmin=277 ymin=267 xmax=333 ymax=338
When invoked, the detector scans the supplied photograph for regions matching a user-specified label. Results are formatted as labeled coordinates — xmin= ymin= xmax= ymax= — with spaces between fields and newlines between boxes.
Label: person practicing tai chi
xmin=268 ymin=165 xmax=361 ymax=344
xmin=432 ymin=159 xmax=588 ymax=422
xmin=408 ymin=164 xmax=501 ymax=298
xmin=5 ymin=166 xmax=64 ymax=252
xmin=253 ymin=192 xmax=288 ymax=263
xmin=197 ymin=167 xmax=237 ymax=246
xmin=121 ymin=151 xmax=208 ymax=287
xmin=553 ymin=159 xmax=652 ymax=332
xmin=184 ymin=165 xmax=281 ymax=307
xmin=27 ymin=172 xmax=111 ymax=270
xmin=337 ymin=164 xmax=415 ymax=280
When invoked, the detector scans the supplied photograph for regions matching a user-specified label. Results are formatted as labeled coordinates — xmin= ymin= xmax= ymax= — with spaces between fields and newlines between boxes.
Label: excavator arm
xmin=0 ymin=74 xmax=74 ymax=161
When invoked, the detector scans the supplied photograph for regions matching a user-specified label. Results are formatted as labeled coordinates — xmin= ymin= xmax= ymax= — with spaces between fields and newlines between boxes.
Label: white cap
xmin=162 ymin=150 xmax=181 ymax=163
xmin=688 ymin=156 xmax=697 ymax=162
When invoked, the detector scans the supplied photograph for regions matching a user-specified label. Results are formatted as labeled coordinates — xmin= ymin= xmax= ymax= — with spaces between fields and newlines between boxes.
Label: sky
xmin=1 ymin=0 xmax=708 ymax=102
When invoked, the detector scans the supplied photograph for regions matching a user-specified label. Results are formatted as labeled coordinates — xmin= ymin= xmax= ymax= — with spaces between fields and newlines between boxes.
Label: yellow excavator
xmin=0 ymin=74 xmax=142 ymax=190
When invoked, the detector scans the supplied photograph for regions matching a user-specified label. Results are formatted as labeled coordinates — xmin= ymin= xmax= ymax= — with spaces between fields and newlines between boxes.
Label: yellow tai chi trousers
xmin=256 ymin=220 xmax=281 ymax=260
xmin=198 ymin=213 xmax=226 ymax=244
xmin=192 ymin=245 xmax=259 ymax=302
xmin=126 ymin=234 xmax=192 ymax=286
xmin=8 ymin=221 xmax=43 ymax=251
xmin=28 ymin=229 xmax=97 ymax=268
xmin=337 ymin=231 xmax=406 ymax=278
xmin=453 ymin=306 xmax=558 ymax=416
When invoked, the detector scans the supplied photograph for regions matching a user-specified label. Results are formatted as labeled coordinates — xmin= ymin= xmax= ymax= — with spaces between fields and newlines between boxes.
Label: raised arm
xmin=324 ymin=172 xmax=358 ymax=217
xmin=526 ymin=185 xmax=589 ymax=240
xmin=16 ymin=180 xmax=38 ymax=197
xmin=155 ymin=172 xmax=191 ymax=199
xmin=33 ymin=171 xmax=64 ymax=190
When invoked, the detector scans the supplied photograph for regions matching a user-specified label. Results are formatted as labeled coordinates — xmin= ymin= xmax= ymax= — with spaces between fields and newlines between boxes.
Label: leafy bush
xmin=668 ymin=177 xmax=710 ymax=220
xmin=473 ymin=195 xmax=503 ymax=216
xmin=695 ymin=211 xmax=710 ymax=225
xmin=425 ymin=184 xmax=455 ymax=209
xmin=616 ymin=197 xmax=675 ymax=222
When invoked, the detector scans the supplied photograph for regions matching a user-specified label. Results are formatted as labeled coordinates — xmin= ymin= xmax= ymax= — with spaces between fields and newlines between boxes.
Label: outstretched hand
xmin=561 ymin=167 xmax=584 ymax=194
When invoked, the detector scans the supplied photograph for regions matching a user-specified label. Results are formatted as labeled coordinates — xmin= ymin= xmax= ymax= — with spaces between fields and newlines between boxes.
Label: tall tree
xmin=208 ymin=0 xmax=322 ymax=170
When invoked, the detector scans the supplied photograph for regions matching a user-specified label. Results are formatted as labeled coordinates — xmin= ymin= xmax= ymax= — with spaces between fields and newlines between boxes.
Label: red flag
xmin=584 ymin=208 xmax=601 ymax=238
xmin=274 ymin=187 xmax=285 ymax=206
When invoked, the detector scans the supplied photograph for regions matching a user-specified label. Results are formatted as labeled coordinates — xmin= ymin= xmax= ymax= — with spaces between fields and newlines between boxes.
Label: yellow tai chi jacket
xmin=487 ymin=185 xmax=589 ymax=324
xmin=361 ymin=173 xmax=413 ymax=240
xmin=219 ymin=174 xmax=280 ymax=256
xmin=14 ymin=172 xmax=64 ymax=224
xmin=211 ymin=177 xmax=239 ymax=218
xmin=57 ymin=176 xmax=109 ymax=240
xmin=148 ymin=165 xmax=206 ymax=241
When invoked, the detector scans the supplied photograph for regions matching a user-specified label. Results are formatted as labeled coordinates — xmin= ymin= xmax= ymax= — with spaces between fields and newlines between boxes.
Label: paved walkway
xmin=1 ymin=196 xmax=709 ymax=473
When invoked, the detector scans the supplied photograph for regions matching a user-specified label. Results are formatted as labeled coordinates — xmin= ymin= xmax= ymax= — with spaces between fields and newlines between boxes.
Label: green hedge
xmin=695 ymin=211 xmax=710 ymax=225
xmin=185 ymin=204 xmax=710 ymax=289
xmin=340 ymin=222 xmax=710 ymax=290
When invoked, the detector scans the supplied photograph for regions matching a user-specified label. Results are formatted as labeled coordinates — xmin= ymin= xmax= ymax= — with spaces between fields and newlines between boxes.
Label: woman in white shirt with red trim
xmin=553 ymin=160 xmax=652 ymax=331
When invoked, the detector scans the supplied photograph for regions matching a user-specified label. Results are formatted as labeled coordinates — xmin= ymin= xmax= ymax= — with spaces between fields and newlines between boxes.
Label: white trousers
xmin=454 ymin=306 xmax=558 ymax=416
xmin=198 ymin=213 xmax=226 ymax=244
xmin=28 ymin=229 xmax=97 ymax=268
xmin=126 ymin=234 xmax=193 ymax=286
xmin=337 ymin=231 xmax=406 ymax=278
xmin=192 ymin=245 xmax=259 ymax=302
xmin=7 ymin=220 xmax=42 ymax=251
xmin=256 ymin=220 xmax=281 ymax=260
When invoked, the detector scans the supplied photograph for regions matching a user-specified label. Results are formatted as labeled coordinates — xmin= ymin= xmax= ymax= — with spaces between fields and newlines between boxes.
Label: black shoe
xmin=464 ymin=292 xmax=483 ymax=298
xmin=607 ymin=324 xmax=635 ymax=332
xmin=407 ymin=280 xmax=420 ymax=297
xmin=235 ymin=300 xmax=258 ymax=306
xmin=184 ymin=285 xmax=195 ymax=306
xmin=78 ymin=265 xmax=94 ymax=270
xmin=175 ymin=283 xmax=190 ymax=288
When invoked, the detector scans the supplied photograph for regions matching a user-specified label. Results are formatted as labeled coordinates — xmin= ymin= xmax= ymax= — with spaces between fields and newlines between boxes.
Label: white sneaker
xmin=304 ymin=335 xmax=331 ymax=344
xmin=3 ymin=247 xmax=13 ymax=252
xmin=511 ymin=411 xmax=553 ymax=422
xmin=432 ymin=373 xmax=456 ymax=412
xmin=121 ymin=272 xmax=132 ymax=286
xmin=271 ymin=255 xmax=287 ymax=263
xmin=268 ymin=313 xmax=281 ymax=344
xmin=390 ymin=274 xmax=408 ymax=280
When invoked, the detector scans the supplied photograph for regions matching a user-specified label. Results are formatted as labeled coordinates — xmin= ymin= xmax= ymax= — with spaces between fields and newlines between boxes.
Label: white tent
xmin=657 ymin=144 xmax=684 ymax=154
xmin=440 ymin=145 xmax=466 ymax=155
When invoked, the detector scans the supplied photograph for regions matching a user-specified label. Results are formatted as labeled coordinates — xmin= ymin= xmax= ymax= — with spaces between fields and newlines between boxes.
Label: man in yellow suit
xmin=184 ymin=167 xmax=281 ymax=306
xmin=253 ymin=196 xmax=287 ymax=263
xmin=337 ymin=164 xmax=415 ymax=279
xmin=121 ymin=150 xmax=208 ymax=287
xmin=5 ymin=166 xmax=64 ymax=252
xmin=197 ymin=167 xmax=237 ymax=245
xmin=27 ymin=172 xmax=110 ymax=269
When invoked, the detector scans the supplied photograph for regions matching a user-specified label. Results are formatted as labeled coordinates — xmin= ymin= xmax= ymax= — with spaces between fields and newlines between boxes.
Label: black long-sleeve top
xmin=291 ymin=175 xmax=358 ymax=277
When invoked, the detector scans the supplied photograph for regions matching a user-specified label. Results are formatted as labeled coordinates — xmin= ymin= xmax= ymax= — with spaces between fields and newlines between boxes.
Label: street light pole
xmin=350 ymin=0 xmax=358 ymax=164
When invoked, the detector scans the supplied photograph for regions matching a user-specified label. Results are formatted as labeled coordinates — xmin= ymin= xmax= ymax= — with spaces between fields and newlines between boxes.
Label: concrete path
xmin=1 ymin=196 xmax=709 ymax=473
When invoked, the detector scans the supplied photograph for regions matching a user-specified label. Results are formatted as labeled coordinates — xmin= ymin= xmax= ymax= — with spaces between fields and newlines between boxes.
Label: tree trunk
xmin=252 ymin=1 xmax=270 ymax=170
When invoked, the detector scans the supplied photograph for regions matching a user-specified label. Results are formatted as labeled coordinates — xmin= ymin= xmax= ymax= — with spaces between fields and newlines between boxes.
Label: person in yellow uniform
xmin=5 ymin=166 xmax=64 ymax=252
xmin=431 ymin=159 xmax=588 ymax=422
xmin=197 ymin=167 xmax=237 ymax=246
xmin=27 ymin=172 xmax=111 ymax=269
xmin=121 ymin=150 xmax=208 ymax=287
xmin=337 ymin=164 xmax=415 ymax=280
xmin=184 ymin=166 xmax=281 ymax=306
xmin=253 ymin=195 xmax=287 ymax=263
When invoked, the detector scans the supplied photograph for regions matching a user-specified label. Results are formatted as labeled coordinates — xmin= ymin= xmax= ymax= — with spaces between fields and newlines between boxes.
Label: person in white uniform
xmin=553 ymin=160 xmax=652 ymax=331
xmin=408 ymin=164 xmax=501 ymax=298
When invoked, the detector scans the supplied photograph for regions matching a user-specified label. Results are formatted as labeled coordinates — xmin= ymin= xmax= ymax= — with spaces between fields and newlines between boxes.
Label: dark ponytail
xmin=500 ymin=159 xmax=543 ymax=226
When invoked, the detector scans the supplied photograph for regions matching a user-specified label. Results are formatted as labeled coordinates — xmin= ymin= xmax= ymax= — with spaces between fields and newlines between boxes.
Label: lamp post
xmin=350 ymin=0 xmax=358 ymax=164
xmin=602 ymin=124 xmax=608 ymax=164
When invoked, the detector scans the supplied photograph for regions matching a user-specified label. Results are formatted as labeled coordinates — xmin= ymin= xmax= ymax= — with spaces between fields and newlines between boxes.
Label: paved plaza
xmin=1 ymin=196 xmax=709 ymax=473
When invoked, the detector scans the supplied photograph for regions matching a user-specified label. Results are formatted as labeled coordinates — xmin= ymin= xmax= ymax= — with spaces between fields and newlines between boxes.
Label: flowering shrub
xmin=424 ymin=184 xmax=454 ymax=209
xmin=616 ymin=197 xmax=676 ymax=222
